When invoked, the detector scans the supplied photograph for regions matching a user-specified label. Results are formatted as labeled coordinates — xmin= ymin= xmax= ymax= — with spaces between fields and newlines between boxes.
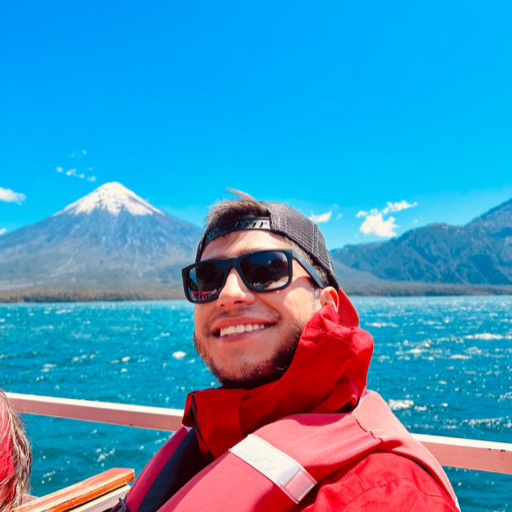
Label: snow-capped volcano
xmin=59 ymin=182 xmax=164 ymax=217
xmin=0 ymin=183 xmax=202 ymax=300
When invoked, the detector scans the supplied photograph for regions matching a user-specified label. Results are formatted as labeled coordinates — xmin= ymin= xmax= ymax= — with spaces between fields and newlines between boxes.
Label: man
xmin=116 ymin=192 xmax=459 ymax=511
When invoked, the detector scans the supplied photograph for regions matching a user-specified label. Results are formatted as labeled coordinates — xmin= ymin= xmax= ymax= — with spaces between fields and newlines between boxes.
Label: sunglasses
xmin=182 ymin=249 xmax=325 ymax=304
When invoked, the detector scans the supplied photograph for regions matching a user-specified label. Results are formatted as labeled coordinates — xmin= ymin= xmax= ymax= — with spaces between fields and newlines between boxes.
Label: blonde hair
xmin=0 ymin=390 xmax=32 ymax=510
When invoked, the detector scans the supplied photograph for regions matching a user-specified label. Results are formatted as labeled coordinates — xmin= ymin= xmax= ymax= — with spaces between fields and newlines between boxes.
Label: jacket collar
xmin=183 ymin=305 xmax=373 ymax=458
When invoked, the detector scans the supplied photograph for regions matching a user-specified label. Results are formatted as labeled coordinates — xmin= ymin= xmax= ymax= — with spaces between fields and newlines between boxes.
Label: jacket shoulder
xmin=299 ymin=452 xmax=459 ymax=511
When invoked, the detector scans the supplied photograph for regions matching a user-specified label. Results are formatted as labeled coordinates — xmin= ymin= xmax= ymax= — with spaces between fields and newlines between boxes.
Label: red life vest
xmin=122 ymin=305 xmax=458 ymax=511
xmin=124 ymin=391 xmax=458 ymax=511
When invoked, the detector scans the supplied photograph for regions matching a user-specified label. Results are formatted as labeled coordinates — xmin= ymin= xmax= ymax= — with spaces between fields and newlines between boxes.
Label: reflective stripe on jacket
xmin=123 ymin=391 xmax=458 ymax=511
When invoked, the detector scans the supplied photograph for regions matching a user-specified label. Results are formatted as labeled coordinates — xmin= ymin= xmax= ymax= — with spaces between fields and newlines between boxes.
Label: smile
xmin=219 ymin=324 xmax=268 ymax=338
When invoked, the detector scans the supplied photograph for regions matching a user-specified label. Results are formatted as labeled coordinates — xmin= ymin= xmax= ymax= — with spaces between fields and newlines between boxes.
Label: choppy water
xmin=1 ymin=297 xmax=511 ymax=511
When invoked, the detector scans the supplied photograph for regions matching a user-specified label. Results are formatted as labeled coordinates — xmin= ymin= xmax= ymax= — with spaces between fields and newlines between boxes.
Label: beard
xmin=193 ymin=322 xmax=304 ymax=390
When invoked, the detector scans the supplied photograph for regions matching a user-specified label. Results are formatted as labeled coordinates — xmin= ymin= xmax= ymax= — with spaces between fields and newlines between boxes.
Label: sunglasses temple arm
xmin=292 ymin=253 xmax=325 ymax=289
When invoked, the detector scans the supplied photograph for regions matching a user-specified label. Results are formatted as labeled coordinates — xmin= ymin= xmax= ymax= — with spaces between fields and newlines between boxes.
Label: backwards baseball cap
xmin=196 ymin=200 xmax=359 ymax=327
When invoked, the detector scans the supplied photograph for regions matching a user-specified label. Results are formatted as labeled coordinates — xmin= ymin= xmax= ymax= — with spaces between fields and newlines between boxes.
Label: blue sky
xmin=1 ymin=1 xmax=511 ymax=249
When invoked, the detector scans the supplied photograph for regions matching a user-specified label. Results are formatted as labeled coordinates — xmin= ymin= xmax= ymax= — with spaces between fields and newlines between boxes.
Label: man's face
xmin=193 ymin=230 xmax=330 ymax=388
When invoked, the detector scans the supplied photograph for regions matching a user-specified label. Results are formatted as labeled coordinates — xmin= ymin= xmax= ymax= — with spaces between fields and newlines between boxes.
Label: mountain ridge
xmin=1 ymin=184 xmax=512 ymax=301
xmin=332 ymin=197 xmax=512 ymax=295
xmin=0 ymin=182 xmax=202 ymax=301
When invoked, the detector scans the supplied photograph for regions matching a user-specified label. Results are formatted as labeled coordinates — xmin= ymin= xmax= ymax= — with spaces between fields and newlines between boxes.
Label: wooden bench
xmin=15 ymin=467 xmax=134 ymax=512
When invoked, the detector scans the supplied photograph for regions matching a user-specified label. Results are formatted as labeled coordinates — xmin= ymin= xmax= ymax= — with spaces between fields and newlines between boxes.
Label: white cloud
xmin=357 ymin=199 xmax=416 ymax=238
xmin=383 ymin=200 xmax=418 ymax=214
xmin=0 ymin=228 xmax=6 ymax=235
xmin=57 ymin=166 xmax=96 ymax=182
xmin=56 ymin=149 xmax=96 ymax=182
xmin=309 ymin=211 xmax=332 ymax=223
xmin=358 ymin=208 xmax=380 ymax=218
xmin=0 ymin=187 xmax=26 ymax=204
xmin=359 ymin=213 xmax=398 ymax=237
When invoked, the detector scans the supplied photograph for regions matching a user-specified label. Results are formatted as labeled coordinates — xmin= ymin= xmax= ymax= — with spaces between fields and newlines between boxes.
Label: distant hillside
xmin=1 ymin=184 xmax=512 ymax=302
xmin=332 ymin=198 xmax=512 ymax=295
xmin=0 ymin=182 xmax=202 ymax=301
xmin=468 ymin=197 xmax=512 ymax=245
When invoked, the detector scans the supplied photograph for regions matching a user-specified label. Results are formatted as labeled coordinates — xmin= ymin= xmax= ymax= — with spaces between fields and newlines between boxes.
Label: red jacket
xmin=121 ymin=305 xmax=459 ymax=511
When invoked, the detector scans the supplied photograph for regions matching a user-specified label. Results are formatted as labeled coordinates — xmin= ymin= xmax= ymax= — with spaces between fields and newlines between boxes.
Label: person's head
xmin=182 ymin=191 xmax=358 ymax=389
xmin=0 ymin=390 xmax=32 ymax=511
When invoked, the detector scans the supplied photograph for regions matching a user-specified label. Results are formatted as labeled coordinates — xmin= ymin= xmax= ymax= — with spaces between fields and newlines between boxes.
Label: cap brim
xmin=338 ymin=288 xmax=359 ymax=328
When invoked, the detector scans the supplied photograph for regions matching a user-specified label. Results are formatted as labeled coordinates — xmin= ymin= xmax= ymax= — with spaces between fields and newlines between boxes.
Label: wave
xmin=387 ymin=399 xmax=414 ymax=411
xmin=465 ymin=333 xmax=510 ymax=340
xmin=365 ymin=322 xmax=398 ymax=328
xmin=464 ymin=417 xmax=512 ymax=429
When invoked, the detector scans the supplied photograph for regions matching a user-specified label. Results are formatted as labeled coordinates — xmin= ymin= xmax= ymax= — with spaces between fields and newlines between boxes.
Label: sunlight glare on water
xmin=2 ymin=296 xmax=511 ymax=512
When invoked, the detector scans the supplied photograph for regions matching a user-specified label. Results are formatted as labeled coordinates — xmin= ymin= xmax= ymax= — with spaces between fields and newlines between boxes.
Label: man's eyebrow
xmin=201 ymin=250 xmax=242 ymax=260
xmin=201 ymin=248 xmax=286 ymax=261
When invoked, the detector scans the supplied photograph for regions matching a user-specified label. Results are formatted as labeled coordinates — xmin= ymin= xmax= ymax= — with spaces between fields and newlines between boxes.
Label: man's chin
xmin=217 ymin=368 xmax=282 ymax=390
xmin=213 ymin=349 xmax=298 ymax=389
xmin=194 ymin=326 xmax=301 ymax=390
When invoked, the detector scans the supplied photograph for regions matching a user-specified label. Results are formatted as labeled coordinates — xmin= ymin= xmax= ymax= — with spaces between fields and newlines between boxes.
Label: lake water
xmin=1 ymin=296 xmax=511 ymax=511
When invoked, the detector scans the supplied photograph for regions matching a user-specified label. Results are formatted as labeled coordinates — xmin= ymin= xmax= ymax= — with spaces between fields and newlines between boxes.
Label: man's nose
xmin=217 ymin=268 xmax=255 ymax=308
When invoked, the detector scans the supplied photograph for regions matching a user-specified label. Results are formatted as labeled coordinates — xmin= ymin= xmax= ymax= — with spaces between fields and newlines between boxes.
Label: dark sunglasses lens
xmin=241 ymin=251 xmax=290 ymax=291
xmin=186 ymin=261 xmax=225 ymax=302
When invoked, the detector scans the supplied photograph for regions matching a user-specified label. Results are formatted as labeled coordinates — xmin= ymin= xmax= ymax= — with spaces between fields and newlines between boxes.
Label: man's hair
xmin=0 ymin=389 xmax=32 ymax=511
xmin=203 ymin=190 xmax=331 ymax=288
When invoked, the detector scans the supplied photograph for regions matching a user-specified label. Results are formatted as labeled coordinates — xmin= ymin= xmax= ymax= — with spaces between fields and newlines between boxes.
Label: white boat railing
xmin=7 ymin=392 xmax=512 ymax=476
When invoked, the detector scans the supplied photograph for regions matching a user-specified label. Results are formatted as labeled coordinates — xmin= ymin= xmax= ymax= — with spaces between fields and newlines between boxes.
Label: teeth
xmin=220 ymin=324 xmax=266 ymax=338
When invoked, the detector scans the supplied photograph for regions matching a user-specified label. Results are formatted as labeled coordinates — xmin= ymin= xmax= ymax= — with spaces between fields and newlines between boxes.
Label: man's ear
xmin=318 ymin=286 xmax=339 ymax=312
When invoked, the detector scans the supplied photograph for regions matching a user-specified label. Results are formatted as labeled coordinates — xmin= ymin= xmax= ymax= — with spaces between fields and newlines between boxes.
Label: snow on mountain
xmin=57 ymin=182 xmax=164 ymax=217
xmin=0 ymin=183 xmax=203 ymax=299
